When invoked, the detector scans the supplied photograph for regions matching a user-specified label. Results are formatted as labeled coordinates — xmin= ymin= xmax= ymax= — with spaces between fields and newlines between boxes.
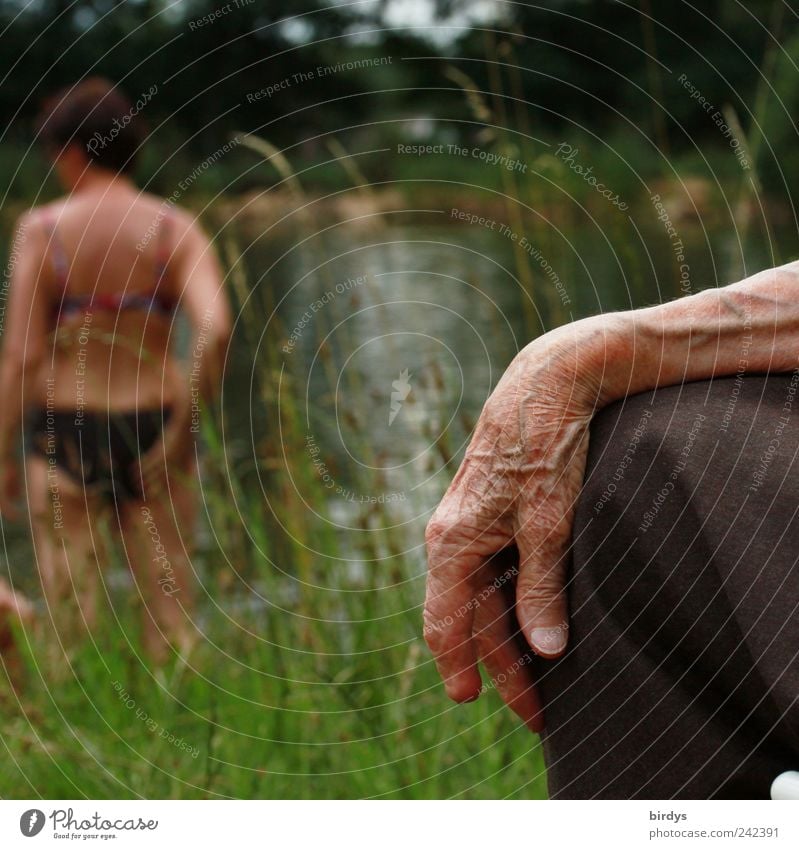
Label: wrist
xmin=567 ymin=312 xmax=635 ymax=409
xmin=587 ymin=291 xmax=722 ymax=406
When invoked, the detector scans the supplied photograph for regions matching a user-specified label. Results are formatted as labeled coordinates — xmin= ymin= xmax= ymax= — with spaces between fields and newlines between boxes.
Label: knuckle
xmin=422 ymin=607 xmax=453 ymax=654
xmin=516 ymin=584 xmax=559 ymax=609
xmin=426 ymin=503 xmax=508 ymax=557
xmin=425 ymin=510 xmax=474 ymax=553
xmin=516 ymin=565 xmax=565 ymax=607
xmin=422 ymin=620 xmax=443 ymax=654
xmin=424 ymin=514 xmax=448 ymax=548
xmin=517 ymin=500 xmax=572 ymax=540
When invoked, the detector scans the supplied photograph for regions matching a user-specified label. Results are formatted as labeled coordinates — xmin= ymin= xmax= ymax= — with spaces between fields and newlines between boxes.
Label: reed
xmin=0 ymin=133 xmax=549 ymax=800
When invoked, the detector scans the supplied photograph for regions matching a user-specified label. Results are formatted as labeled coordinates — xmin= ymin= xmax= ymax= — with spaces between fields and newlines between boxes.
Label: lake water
xmin=3 ymin=204 xmax=796 ymax=594
xmin=236 ymin=206 xmax=795 ymax=546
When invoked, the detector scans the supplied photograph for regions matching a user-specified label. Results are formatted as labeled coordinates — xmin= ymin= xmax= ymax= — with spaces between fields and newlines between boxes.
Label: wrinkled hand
xmin=424 ymin=323 xmax=606 ymax=731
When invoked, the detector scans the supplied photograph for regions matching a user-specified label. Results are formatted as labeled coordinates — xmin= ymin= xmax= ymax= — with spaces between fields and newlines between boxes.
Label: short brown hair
xmin=36 ymin=77 xmax=147 ymax=175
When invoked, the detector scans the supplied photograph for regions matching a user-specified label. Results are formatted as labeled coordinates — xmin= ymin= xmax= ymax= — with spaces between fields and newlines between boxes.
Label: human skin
xmin=0 ymin=143 xmax=232 ymax=661
xmin=424 ymin=260 xmax=799 ymax=732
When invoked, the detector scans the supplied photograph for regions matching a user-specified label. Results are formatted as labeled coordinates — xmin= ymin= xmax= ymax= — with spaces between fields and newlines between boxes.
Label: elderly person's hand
xmin=424 ymin=260 xmax=799 ymax=732
xmin=423 ymin=317 xmax=616 ymax=731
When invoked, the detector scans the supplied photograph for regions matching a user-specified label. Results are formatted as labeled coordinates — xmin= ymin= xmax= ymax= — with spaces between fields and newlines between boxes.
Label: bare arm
xmin=598 ymin=261 xmax=799 ymax=402
xmin=424 ymin=260 xmax=799 ymax=731
xmin=0 ymin=212 xmax=49 ymax=517
xmin=170 ymin=210 xmax=233 ymax=402
xmin=135 ymin=209 xmax=232 ymax=491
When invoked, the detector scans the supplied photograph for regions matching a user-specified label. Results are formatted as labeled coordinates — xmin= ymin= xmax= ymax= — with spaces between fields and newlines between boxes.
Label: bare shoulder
xmin=15 ymin=200 xmax=62 ymax=229
xmin=136 ymin=192 xmax=202 ymax=235
xmin=7 ymin=203 xmax=62 ymax=251
xmin=165 ymin=203 xmax=210 ymax=243
xmin=160 ymin=205 xmax=217 ymax=260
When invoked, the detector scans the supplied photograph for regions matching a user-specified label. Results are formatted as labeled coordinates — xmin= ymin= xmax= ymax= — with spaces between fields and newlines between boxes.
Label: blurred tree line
xmin=0 ymin=0 xmax=796 ymax=198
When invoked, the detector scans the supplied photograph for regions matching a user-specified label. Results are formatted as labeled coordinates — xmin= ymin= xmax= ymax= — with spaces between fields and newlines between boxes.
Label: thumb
xmin=513 ymin=499 xmax=571 ymax=658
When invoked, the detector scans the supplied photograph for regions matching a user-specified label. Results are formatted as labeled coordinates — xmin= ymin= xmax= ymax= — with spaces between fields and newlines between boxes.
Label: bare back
xmin=36 ymin=185 xmax=182 ymax=412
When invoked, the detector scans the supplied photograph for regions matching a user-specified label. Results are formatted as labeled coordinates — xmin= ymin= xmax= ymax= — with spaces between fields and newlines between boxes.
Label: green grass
xmin=1 ymin=616 xmax=546 ymax=799
xmin=0 ymin=212 xmax=549 ymax=798
xmin=0 ymin=362 xmax=548 ymax=799
xmin=0 ymin=125 xmax=762 ymax=800
xmin=0 ymin=90 xmax=766 ymax=798
xmin=0 ymin=17 xmax=792 ymax=799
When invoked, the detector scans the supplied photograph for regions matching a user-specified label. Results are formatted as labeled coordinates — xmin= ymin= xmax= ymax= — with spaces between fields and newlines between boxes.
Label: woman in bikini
xmin=0 ymin=78 xmax=232 ymax=663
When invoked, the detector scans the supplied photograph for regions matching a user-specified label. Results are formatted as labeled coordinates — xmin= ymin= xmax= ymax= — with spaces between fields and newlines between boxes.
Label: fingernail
xmin=529 ymin=627 xmax=567 ymax=657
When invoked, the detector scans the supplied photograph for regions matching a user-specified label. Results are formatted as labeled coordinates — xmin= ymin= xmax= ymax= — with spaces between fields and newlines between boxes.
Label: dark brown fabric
xmin=536 ymin=374 xmax=799 ymax=799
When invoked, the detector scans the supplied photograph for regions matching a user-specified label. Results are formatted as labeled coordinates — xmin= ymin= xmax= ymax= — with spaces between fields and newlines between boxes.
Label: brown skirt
xmin=535 ymin=373 xmax=799 ymax=799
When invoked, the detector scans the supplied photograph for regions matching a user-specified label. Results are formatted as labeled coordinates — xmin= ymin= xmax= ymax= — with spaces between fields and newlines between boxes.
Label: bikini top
xmin=43 ymin=208 xmax=178 ymax=322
